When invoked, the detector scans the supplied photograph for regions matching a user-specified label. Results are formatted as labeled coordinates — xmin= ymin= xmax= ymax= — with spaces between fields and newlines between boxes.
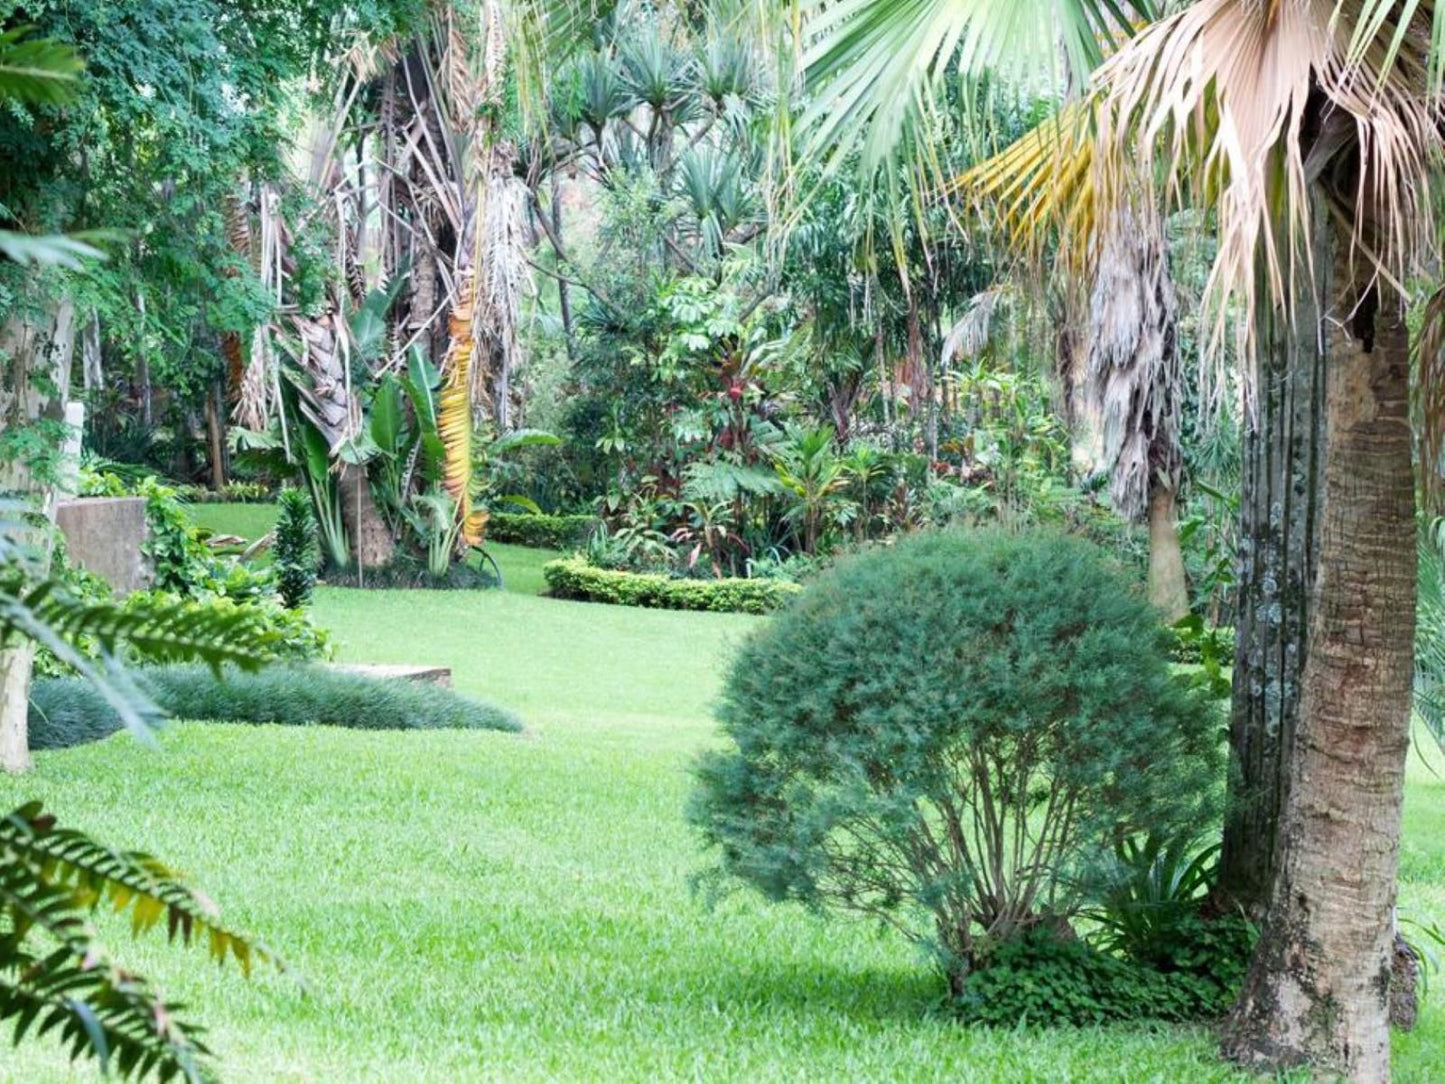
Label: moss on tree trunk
xmin=1222 ymin=221 xmax=1415 ymax=1082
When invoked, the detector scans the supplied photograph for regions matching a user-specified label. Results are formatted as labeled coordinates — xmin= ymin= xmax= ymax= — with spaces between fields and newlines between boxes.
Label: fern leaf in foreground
xmin=1 ymin=802 xmax=280 ymax=1080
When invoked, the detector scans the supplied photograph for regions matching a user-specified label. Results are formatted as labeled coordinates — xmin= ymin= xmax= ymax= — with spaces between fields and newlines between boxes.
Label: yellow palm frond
xmin=438 ymin=272 xmax=484 ymax=546
xmin=955 ymin=101 xmax=1097 ymax=274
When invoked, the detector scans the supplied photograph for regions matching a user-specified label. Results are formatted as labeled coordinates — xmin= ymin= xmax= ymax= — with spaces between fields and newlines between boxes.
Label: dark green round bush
xmin=690 ymin=529 xmax=1222 ymax=991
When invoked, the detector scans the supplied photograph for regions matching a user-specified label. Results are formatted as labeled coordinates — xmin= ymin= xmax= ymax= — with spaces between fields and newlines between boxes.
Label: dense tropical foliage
xmin=6 ymin=0 xmax=1445 ymax=1079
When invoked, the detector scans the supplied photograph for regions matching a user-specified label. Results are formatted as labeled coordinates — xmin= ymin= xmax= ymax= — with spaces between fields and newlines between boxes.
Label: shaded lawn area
xmin=2 ymin=585 xmax=1441 ymax=1081
xmin=184 ymin=501 xmax=557 ymax=595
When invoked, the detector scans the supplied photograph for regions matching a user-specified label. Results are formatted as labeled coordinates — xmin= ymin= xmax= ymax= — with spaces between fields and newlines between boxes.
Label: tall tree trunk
xmin=1217 ymin=266 xmax=1326 ymax=912
xmin=204 ymin=381 xmax=227 ymax=490
xmin=1146 ymin=480 xmax=1189 ymax=621
xmin=0 ymin=297 xmax=77 ymax=773
xmin=1223 ymin=228 xmax=1415 ymax=1081
xmin=552 ymin=179 xmax=575 ymax=360
xmin=340 ymin=462 xmax=394 ymax=572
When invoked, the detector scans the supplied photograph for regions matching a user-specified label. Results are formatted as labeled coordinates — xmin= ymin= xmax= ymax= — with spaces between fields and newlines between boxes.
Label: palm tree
xmin=802 ymin=0 xmax=1440 ymax=1076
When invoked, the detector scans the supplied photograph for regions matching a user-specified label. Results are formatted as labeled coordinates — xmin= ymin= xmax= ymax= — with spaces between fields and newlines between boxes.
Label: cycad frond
xmin=1 ymin=802 xmax=277 ymax=1080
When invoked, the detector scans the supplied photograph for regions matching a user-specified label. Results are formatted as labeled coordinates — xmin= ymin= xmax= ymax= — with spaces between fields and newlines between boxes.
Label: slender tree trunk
xmin=0 ymin=297 xmax=77 ymax=773
xmin=1217 ymin=262 xmax=1326 ymax=912
xmin=1223 ymin=230 xmax=1415 ymax=1081
xmin=204 ymin=382 xmax=227 ymax=490
xmin=1146 ymin=481 xmax=1189 ymax=621
xmin=551 ymin=179 xmax=575 ymax=360
xmin=340 ymin=462 xmax=394 ymax=572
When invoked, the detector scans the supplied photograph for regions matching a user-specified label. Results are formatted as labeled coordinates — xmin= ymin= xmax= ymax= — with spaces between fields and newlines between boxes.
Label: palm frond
xmin=0 ymin=26 xmax=83 ymax=106
xmin=800 ymin=0 xmax=1153 ymax=175
xmin=1 ymin=801 xmax=278 ymax=1080
xmin=955 ymin=101 xmax=1096 ymax=271
xmin=1091 ymin=0 xmax=1438 ymax=371
xmin=1087 ymin=203 xmax=1180 ymax=521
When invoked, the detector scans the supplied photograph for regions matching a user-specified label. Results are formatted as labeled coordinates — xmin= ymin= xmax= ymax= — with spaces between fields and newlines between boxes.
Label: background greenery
xmin=2 ymin=560 xmax=1440 ymax=1081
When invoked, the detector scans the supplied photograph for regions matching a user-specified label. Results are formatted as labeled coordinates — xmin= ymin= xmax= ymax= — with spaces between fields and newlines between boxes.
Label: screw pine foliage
xmin=274 ymin=488 xmax=320 ymax=610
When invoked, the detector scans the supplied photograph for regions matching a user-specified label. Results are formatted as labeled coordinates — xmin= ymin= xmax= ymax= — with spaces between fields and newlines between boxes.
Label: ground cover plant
xmin=28 ymin=664 xmax=521 ymax=750
xmin=2 ymin=571 xmax=1440 ymax=1081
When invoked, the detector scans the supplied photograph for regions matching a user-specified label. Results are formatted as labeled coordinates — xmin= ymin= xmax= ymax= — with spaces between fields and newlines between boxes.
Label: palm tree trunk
xmin=1223 ymin=231 xmax=1415 ymax=1081
xmin=340 ymin=462 xmax=394 ymax=572
xmin=1217 ymin=258 xmax=1326 ymax=912
xmin=1145 ymin=480 xmax=1188 ymax=621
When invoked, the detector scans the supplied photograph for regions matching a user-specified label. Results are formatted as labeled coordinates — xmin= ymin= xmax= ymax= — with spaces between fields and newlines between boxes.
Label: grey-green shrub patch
xmin=29 ymin=664 xmax=521 ymax=749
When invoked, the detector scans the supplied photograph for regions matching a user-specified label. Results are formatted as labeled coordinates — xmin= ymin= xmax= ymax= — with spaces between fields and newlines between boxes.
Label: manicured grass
xmin=186 ymin=501 xmax=279 ymax=544
xmin=182 ymin=502 xmax=556 ymax=595
xmin=2 ymin=587 xmax=1441 ymax=1081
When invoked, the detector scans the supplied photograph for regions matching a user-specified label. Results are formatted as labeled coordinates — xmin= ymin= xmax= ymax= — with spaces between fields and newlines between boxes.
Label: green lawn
xmin=184 ymin=502 xmax=557 ymax=595
xmin=2 ymin=585 xmax=1441 ymax=1081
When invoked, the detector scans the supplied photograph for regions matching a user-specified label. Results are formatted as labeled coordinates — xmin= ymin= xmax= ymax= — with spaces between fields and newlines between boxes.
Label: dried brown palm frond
xmin=438 ymin=273 xmax=488 ymax=547
xmin=940 ymin=285 xmax=1011 ymax=366
xmin=1089 ymin=202 xmax=1180 ymax=522
xmin=1091 ymin=0 xmax=1439 ymax=390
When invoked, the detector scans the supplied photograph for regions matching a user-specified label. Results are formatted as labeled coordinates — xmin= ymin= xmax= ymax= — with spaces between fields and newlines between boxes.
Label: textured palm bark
xmin=1223 ymin=236 xmax=1415 ymax=1081
xmin=1146 ymin=482 xmax=1189 ymax=622
xmin=1218 ymin=263 xmax=1326 ymax=912
xmin=340 ymin=462 xmax=395 ymax=571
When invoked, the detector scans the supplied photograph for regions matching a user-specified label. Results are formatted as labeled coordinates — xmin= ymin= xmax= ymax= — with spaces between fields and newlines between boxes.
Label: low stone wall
xmin=55 ymin=496 xmax=151 ymax=595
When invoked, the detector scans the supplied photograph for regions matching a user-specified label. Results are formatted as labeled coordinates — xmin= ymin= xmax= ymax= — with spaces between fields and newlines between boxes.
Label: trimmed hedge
xmin=543 ymin=556 xmax=801 ymax=615
xmin=28 ymin=664 xmax=522 ymax=750
xmin=488 ymin=512 xmax=597 ymax=549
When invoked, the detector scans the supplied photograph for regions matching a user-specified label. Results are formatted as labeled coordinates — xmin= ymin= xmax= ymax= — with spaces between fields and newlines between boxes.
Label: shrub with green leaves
xmin=543 ymin=556 xmax=801 ymax=615
xmin=274 ymin=488 xmax=320 ymax=609
xmin=488 ymin=511 xmax=598 ymax=549
xmin=690 ymin=530 xmax=1222 ymax=991
xmin=29 ymin=664 xmax=522 ymax=750
xmin=954 ymin=927 xmax=1242 ymax=1026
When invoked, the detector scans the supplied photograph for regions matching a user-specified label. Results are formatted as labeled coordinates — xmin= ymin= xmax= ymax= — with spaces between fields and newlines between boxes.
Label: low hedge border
xmin=29 ymin=664 xmax=522 ymax=750
xmin=542 ymin=556 xmax=801 ymax=615
xmin=487 ymin=511 xmax=598 ymax=549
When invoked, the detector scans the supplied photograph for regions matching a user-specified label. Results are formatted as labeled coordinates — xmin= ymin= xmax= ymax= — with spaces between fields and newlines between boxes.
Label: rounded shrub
xmin=689 ymin=529 xmax=1222 ymax=992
